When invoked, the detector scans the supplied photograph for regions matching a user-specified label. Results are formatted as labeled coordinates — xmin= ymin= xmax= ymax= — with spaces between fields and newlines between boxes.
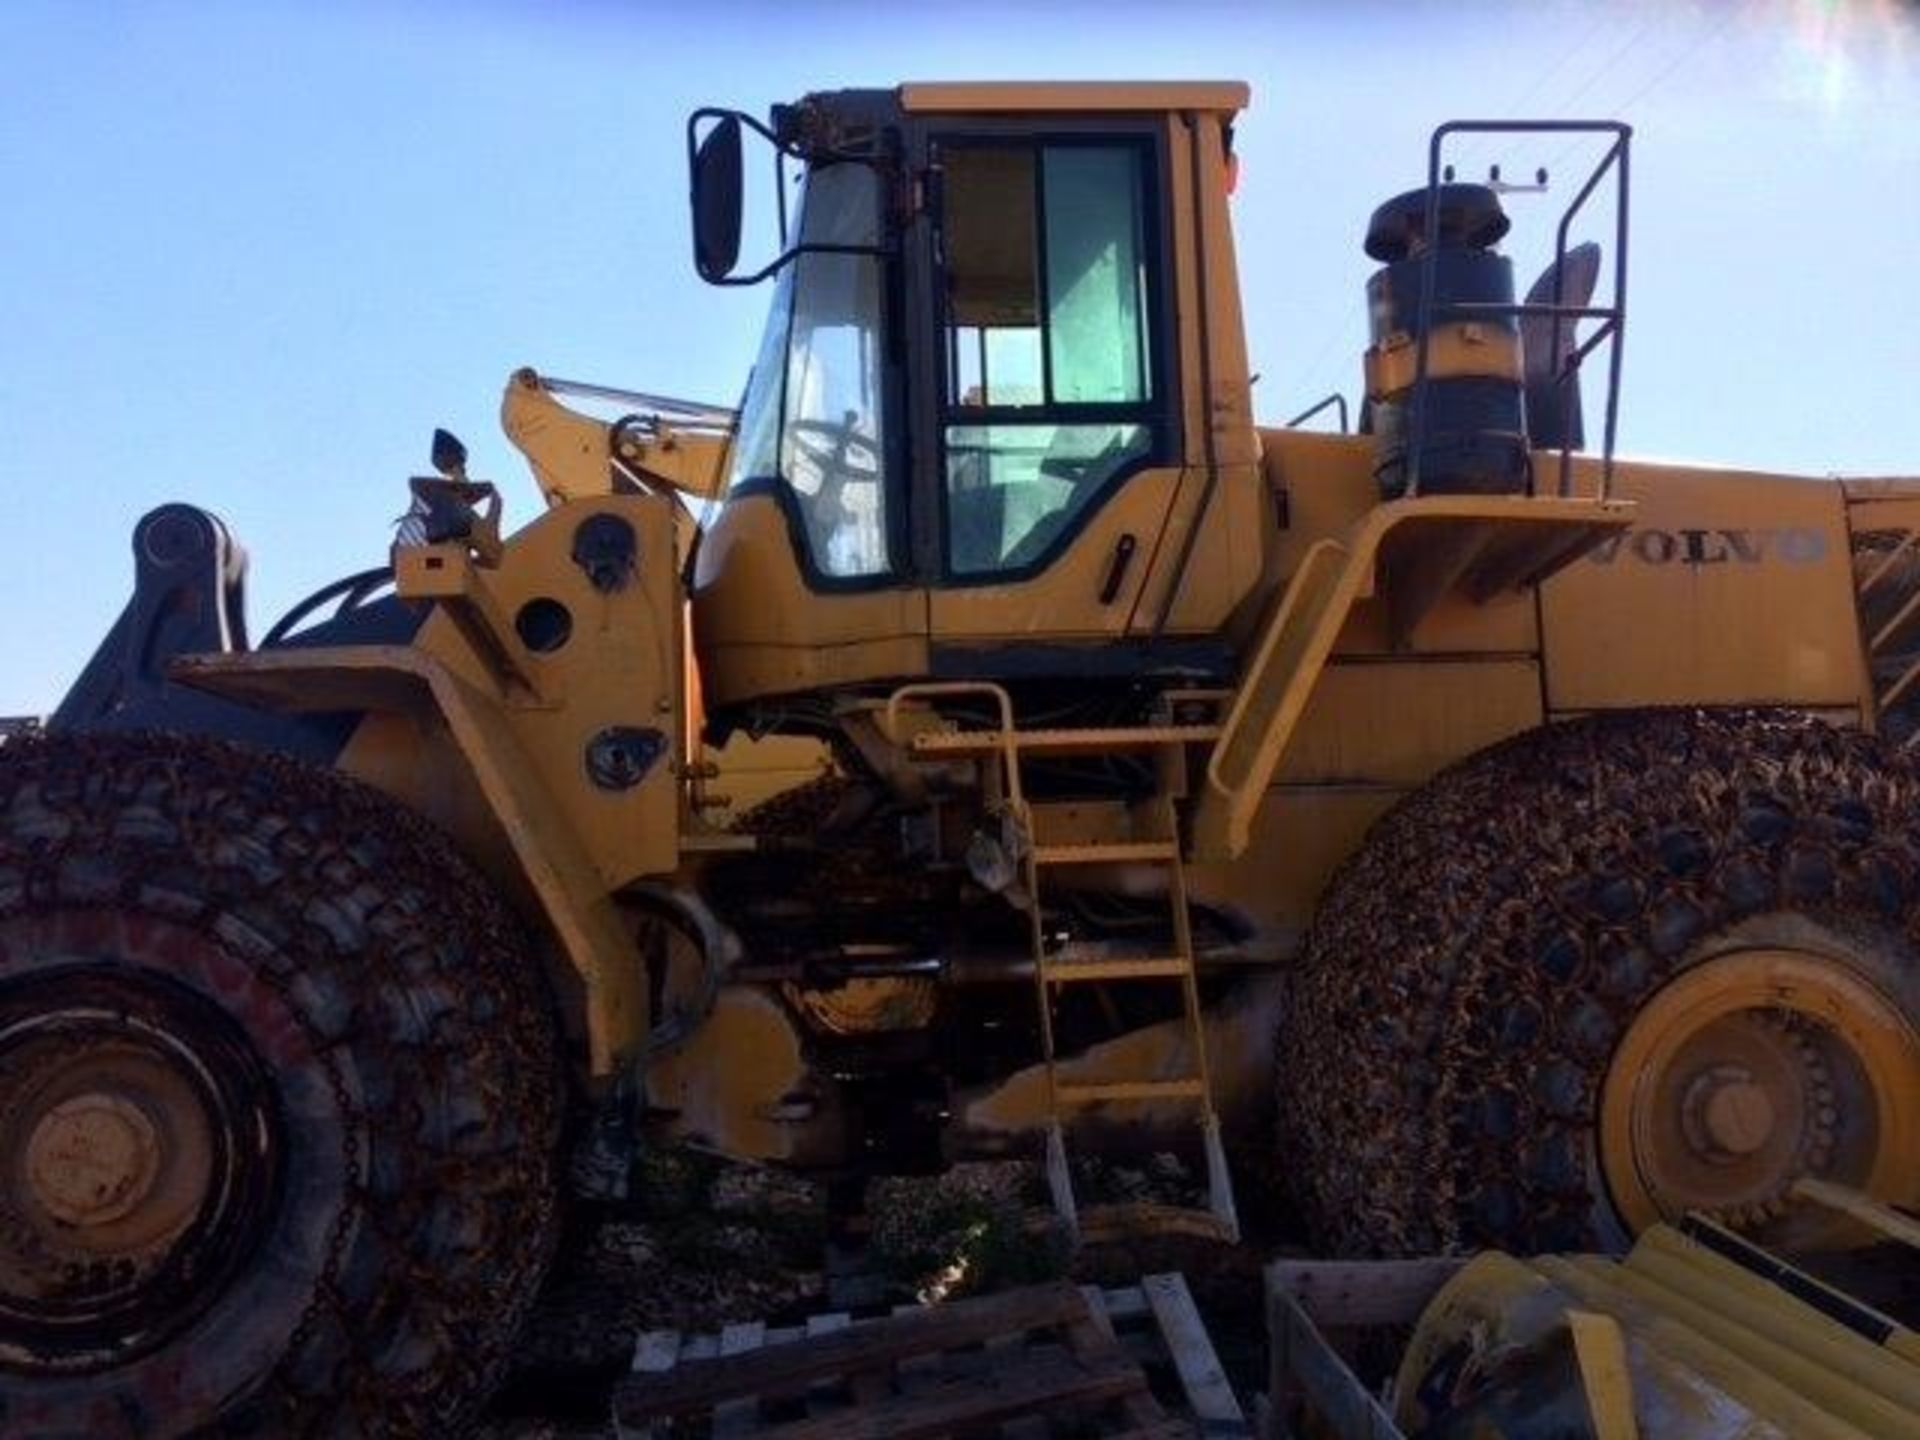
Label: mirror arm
xmin=706 ymin=240 xmax=891 ymax=289
xmin=688 ymin=105 xmax=877 ymax=168
xmin=775 ymin=147 xmax=789 ymax=245
xmin=688 ymin=105 xmax=895 ymax=288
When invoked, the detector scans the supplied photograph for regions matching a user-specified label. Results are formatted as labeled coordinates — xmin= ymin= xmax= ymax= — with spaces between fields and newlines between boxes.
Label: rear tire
xmin=0 ymin=732 xmax=561 ymax=1437
xmin=1278 ymin=709 xmax=1920 ymax=1256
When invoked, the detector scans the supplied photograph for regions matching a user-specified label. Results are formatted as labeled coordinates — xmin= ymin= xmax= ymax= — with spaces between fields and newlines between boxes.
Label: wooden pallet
xmin=1263 ymin=1257 xmax=1466 ymax=1440
xmin=613 ymin=1273 xmax=1249 ymax=1440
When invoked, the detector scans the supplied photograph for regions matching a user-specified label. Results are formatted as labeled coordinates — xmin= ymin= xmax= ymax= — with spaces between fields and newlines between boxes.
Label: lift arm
xmin=501 ymin=367 xmax=734 ymax=505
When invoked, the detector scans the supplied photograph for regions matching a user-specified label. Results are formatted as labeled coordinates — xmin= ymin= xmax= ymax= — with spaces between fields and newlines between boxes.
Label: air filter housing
xmin=1363 ymin=184 xmax=1528 ymax=499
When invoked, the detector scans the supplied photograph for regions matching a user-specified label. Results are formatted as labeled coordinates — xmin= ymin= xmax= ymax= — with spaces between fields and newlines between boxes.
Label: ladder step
xmin=909 ymin=724 xmax=1220 ymax=758
xmin=1055 ymin=1078 xmax=1207 ymax=1105
xmin=1041 ymin=955 xmax=1191 ymax=983
xmin=1033 ymin=841 xmax=1180 ymax=866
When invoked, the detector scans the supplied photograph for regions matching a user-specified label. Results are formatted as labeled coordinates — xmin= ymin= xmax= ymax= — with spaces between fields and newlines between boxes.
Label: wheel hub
xmin=1684 ymin=1069 xmax=1776 ymax=1158
xmin=1600 ymin=947 xmax=1920 ymax=1246
xmin=25 ymin=1092 xmax=166 ymax=1227
xmin=0 ymin=959 xmax=279 ymax=1372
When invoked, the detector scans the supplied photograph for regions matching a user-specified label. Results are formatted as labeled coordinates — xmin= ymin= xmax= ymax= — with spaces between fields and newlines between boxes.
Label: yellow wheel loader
xmin=5 ymin=81 xmax=1920 ymax=1435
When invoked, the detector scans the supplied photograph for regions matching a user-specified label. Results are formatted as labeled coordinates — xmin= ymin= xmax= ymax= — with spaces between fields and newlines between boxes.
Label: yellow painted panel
xmin=1840 ymin=476 xmax=1920 ymax=504
xmin=693 ymin=491 xmax=926 ymax=705
xmin=1257 ymin=428 xmax=1542 ymax=655
xmin=1187 ymin=660 xmax=1539 ymax=933
xmin=899 ymin=80 xmax=1249 ymax=114
xmin=1276 ymin=658 xmax=1541 ymax=786
xmin=1259 ymin=429 xmax=1375 ymax=584
xmin=1543 ymin=460 xmax=1869 ymax=711
xmin=701 ymin=732 xmax=836 ymax=822
xmin=1138 ymin=106 xmax=1264 ymax=634
xmin=1340 ymin=587 xmax=1541 ymax=656
xmin=1129 ymin=465 xmax=1274 ymax=640
xmin=338 ymin=709 xmax=522 ymax=884
xmin=644 ymin=985 xmax=843 ymax=1164
xmin=406 ymin=494 xmax=685 ymax=889
xmin=1186 ymin=786 xmax=1402 ymax=950
xmin=699 ymin=635 xmax=928 ymax=701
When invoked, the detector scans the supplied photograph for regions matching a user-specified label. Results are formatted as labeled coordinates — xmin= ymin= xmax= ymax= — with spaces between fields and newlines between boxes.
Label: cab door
xmin=921 ymin=118 xmax=1255 ymax=668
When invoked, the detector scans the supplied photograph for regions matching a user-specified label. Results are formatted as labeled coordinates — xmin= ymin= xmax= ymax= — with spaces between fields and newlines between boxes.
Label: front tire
xmin=1278 ymin=709 xmax=1920 ymax=1256
xmin=0 ymin=733 xmax=561 ymax=1436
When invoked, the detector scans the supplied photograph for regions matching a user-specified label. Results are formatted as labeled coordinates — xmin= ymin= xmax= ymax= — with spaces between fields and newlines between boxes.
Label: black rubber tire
xmin=0 ymin=732 xmax=562 ymax=1437
xmin=1277 ymin=708 xmax=1920 ymax=1256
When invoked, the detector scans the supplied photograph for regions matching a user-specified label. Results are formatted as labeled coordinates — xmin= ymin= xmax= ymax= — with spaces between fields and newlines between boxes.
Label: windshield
xmin=724 ymin=162 xmax=890 ymax=579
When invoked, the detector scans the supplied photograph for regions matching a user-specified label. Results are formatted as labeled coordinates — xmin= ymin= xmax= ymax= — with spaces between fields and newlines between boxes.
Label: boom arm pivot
xmin=501 ymin=367 xmax=734 ymax=505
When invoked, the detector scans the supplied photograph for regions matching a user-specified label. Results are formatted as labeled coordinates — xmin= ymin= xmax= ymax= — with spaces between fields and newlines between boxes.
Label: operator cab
xmin=688 ymin=83 xmax=1267 ymax=713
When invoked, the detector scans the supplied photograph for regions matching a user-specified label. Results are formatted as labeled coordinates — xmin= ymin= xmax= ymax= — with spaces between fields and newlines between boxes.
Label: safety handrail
xmin=1404 ymin=119 xmax=1632 ymax=502
xmin=883 ymin=680 xmax=1026 ymax=810
xmin=1285 ymin=392 xmax=1351 ymax=433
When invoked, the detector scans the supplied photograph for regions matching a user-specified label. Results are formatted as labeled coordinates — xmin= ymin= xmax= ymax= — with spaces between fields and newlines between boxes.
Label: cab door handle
xmin=1099 ymin=533 xmax=1138 ymax=605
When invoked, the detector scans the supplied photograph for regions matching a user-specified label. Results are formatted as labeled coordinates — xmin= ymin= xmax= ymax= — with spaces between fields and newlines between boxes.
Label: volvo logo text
xmin=1589 ymin=527 xmax=1828 ymax=567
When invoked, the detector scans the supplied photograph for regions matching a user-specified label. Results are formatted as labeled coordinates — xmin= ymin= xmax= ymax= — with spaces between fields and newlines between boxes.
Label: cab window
xmin=938 ymin=140 xmax=1163 ymax=577
xmin=725 ymin=162 xmax=891 ymax=579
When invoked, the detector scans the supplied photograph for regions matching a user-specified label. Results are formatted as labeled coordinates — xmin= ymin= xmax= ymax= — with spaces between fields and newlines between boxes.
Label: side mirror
xmin=690 ymin=114 xmax=744 ymax=284
xmin=685 ymin=103 xmax=888 ymax=287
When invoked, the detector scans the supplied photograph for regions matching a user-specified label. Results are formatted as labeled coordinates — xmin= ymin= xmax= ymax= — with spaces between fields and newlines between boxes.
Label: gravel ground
xmin=478 ymin=1149 xmax=1254 ymax=1437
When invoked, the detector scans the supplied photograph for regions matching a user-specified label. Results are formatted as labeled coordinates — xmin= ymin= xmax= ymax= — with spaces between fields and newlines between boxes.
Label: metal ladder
xmin=887 ymin=683 xmax=1240 ymax=1246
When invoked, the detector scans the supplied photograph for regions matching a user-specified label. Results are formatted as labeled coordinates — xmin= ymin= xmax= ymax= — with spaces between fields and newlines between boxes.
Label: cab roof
xmin=898 ymin=81 xmax=1249 ymax=115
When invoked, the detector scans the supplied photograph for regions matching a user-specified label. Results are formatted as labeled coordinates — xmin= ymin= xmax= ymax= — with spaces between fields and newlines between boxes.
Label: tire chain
xmin=0 ymin=732 xmax=563 ymax=1437
xmin=1278 ymin=709 xmax=1920 ymax=1257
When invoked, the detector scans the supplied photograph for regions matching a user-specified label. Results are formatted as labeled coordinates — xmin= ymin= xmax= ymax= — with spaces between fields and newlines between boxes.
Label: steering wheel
xmin=785 ymin=413 xmax=882 ymax=514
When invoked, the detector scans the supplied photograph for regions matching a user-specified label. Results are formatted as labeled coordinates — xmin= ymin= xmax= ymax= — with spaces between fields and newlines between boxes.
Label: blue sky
xmin=2 ymin=0 xmax=1916 ymax=715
